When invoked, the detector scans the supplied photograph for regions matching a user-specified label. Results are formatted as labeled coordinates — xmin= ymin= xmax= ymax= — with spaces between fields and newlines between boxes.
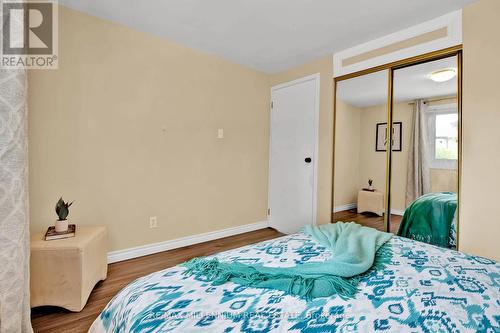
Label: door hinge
xmin=270 ymin=101 xmax=274 ymax=109
xmin=267 ymin=208 xmax=271 ymax=215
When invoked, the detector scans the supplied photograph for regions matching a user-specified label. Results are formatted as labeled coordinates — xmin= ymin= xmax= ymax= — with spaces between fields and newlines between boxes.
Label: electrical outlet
xmin=149 ymin=216 xmax=158 ymax=228
xmin=217 ymin=128 xmax=224 ymax=139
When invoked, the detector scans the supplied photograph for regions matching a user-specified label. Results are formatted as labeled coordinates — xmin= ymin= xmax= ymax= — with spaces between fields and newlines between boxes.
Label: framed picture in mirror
xmin=376 ymin=122 xmax=402 ymax=152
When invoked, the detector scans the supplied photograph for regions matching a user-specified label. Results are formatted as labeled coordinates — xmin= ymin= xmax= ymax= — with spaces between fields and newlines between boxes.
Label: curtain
xmin=406 ymin=100 xmax=431 ymax=206
xmin=0 ymin=68 xmax=32 ymax=331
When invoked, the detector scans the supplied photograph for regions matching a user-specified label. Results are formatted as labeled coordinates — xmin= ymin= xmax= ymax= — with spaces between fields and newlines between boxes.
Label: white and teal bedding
xmin=90 ymin=232 xmax=500 ymax=332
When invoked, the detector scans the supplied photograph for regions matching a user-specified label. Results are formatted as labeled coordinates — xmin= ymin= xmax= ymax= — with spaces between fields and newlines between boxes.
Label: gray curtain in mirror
xmin=406 ymin=100 xmax=431 ymax=206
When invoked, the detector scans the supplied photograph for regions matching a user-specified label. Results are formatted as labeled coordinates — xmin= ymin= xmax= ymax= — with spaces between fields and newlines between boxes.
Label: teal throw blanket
xmin=183 ymin=222 xmax=392 ymax=300
xmin=397 ymin=192 xmax=457 ymax=248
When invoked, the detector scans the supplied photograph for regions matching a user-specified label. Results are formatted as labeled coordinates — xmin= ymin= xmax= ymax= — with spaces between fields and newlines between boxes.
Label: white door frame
xmin=268 ymin=73 xmax=320 ymax=227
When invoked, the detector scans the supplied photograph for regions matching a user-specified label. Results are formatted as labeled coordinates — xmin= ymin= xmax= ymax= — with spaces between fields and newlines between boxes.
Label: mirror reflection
xmin=332 ymin=55 xmax=460 ymax=245
xmin=392 ymin=56 xmax=459 ymax=249
xmin=332 ymin=70 xmax=391 ymax=232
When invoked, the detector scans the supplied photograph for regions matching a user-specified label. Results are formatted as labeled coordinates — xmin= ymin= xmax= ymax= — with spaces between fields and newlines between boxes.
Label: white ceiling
xmin=59 ymin=0 xmax=476 ymax=74
xmin=337 ymin=57 xmax=457 ymax=108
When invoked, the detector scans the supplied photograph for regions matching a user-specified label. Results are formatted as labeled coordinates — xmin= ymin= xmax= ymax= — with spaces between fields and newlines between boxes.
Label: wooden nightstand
xmin=30 ymin=225 xmax=108 ymax=311
xmin=357 ymin=190 xmax=384 ymax=216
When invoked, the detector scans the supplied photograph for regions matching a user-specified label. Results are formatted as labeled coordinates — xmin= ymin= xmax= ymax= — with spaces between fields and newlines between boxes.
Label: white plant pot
xmin=368 ymin=185 xmax=373 ymax=191
xmin=55 ymin=220 xmax=68 ymax=233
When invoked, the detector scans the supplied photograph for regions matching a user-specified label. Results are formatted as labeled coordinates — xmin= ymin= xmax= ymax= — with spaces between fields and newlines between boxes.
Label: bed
xmin=90 ymin=230 xmax=499 ymax=332
xmin=398 ymin=192 xmax=458 ymax=249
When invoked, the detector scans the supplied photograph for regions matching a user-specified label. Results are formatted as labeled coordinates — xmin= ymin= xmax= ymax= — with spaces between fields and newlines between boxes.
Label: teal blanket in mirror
xmin=397 ymin=192 xmax=457 ymax=248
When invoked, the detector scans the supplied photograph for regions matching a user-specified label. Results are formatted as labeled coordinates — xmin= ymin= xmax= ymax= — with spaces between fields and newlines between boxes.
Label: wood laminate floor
xmin=31 ymin=227 xmax=284 ymax=333
xmin=332 ymin=209 xmax=403 ymax=233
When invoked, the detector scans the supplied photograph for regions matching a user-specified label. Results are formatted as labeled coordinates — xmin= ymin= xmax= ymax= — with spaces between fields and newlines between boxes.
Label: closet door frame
xmin=331 ymin=45 xmax=462 ymax=248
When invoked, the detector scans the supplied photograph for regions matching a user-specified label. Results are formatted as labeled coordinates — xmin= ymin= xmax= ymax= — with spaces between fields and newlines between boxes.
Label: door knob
xmin=305 ymin=157 xmax=312 ymax=163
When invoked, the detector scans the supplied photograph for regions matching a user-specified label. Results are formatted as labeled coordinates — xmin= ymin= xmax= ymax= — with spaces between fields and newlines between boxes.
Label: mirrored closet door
xmin=332 ymin=69 xmax=389 ymax=232
xmin=332 ymin=49 xmax=461 ymax=249
xmin=390 ymin=55 xmax=459 ymax=249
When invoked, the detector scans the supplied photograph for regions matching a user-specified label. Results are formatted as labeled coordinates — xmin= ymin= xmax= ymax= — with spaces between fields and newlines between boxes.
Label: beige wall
xmin=28 ymin=6 xmax=271 ymax=251
xmin=269 ymin=56 xmax=334 ymax=224
xmin=333 ymin=101 xmax=412 ymax=212
xmin=390 ymin=103 xmax=414 ymax=211
xmin=360 ymin=102 xmax=413 ymax=212
xmin=27 ymin=1 xmax=500 ymax=261
xmin=357 ymin=104 xmax=388 ymax=207
xmin=461 ymin=0 xmax=500 ymax=260
xmin=333 ymin=100 xmax=361 ymax=207
xmin=431 ymin=169 xmax=458 ymax=193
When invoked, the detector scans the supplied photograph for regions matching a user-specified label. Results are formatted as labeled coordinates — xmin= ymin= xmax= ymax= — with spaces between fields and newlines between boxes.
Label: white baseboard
xmin=333 ymin=203 xmax=357 ymax=213
xmin=107 ymin=220 xmax=269 ymax=264
xmin=391 ymin=209 xmax=405 ymax=216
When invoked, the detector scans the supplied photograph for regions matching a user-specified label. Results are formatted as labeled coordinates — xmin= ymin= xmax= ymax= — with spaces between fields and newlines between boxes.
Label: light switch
xmin=217 ymin=128 xmax=224 ymax=139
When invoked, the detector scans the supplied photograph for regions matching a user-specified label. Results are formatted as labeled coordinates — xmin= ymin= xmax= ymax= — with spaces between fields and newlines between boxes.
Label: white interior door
xmin=268 ymin=74 xmax=319 ymax=233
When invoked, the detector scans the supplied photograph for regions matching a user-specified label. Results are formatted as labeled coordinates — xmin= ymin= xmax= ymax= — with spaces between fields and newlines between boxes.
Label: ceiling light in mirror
xmin=429 ymin=68 xmax=457 ymax=82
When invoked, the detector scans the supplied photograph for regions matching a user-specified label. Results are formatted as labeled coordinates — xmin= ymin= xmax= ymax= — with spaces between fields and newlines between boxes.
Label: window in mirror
xmin=427 ymin=105 xmax=458 ymax=169
xmin=434 ymin=113 xmax=458 ymax=160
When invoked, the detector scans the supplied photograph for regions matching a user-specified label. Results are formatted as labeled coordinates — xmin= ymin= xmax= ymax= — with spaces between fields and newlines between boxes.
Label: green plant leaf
xmin=55 ymin=197 xmax=72 ymax=220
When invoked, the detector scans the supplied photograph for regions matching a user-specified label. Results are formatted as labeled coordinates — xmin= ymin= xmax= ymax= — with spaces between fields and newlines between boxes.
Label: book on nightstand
xmin=44 ymin=224 xmax=77 ymax=241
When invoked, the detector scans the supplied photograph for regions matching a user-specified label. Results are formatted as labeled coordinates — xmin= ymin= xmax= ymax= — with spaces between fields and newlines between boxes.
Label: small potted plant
xmin=368 ymin=179 xmax=374 ymax=191
xmin=55 ymin=197 xmax=73 ymax=233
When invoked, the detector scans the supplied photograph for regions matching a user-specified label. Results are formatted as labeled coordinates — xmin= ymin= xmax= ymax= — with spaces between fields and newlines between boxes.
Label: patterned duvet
xmin=90 ymin=233 xmax=500 ymax=332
